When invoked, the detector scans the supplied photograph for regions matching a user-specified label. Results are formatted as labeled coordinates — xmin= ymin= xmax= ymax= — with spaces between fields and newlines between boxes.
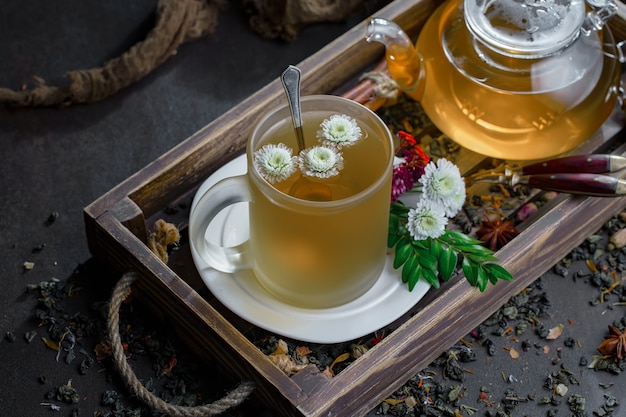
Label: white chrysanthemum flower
xmin=407 ymin=199 xmax=448 ymax=241
xmin=253 ymin=143 xmax=297 ymax=183
xmin=317 ymin=114 xmax=362 ymax=148
xmin=419 ymin=158 xmax=465 ymax=217
xmin=298 ymin=145 xmax=344 ymax=178
xmin=445 ymin=183 xmax=466 ymax=217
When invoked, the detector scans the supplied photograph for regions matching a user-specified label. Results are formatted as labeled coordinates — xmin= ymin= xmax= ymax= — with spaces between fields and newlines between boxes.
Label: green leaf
xmin=441 ymin=230 xmax=480 ymax=246
xmin=438 ymin=245 xmax=458 ymax=282
xmin=430 ymin=239 xmax=442 ymax=260
xmin=484 ymin=263 xmax=514 ymax=282
xmin=390 ymin=201 xmax=410 ymax=216
xmin=421 ymin=267 xmax=440 ymax=289
xmin=464 ymin=252 xmax=498 ymax=264
xmin=476 ymin=266 xmax=489 ymax=292
xmin=418 ymin=250 xmax=438 ymax=272
xmin=389 ymin=212 xmax=400 ymax=228
xmin=402 ymin=254 xmax=419 ymax=284
xmin=387 ymin=214 xmax=406 ymax=248
xmin=404 ymin=258 xmax=422 ymax=291
xmin=462 ymin=258 xmax=479 ymax=286
xmin=394 ymin=241 xmax=413 ymax=269
xmin=409 ymin=238 xmax=429 ymax=251
xmin=453 ymin=242 xmax=494 ymax=256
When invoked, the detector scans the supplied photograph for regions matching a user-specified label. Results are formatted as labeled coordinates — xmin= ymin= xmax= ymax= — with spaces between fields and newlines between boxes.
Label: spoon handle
xmin=280 ymin=65 xmax=306 ymax=151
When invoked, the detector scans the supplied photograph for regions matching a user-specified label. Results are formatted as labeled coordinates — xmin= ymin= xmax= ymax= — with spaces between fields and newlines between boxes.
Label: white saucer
xmin=189 ymin=155 xmax=430 ymax=344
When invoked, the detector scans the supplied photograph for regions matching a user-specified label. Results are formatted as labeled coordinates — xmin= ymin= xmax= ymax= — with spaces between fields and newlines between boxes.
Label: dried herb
xmin=53 ymin=381 xmax=80 ymax=404
xmin=597 ymin=325 xmax=626 ymax=360
xmin=389 ymin=201 xmax=514 ymax=291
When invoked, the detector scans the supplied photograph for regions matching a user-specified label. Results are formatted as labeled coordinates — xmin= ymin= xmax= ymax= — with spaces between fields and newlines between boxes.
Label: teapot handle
xmin=365 ymin=18 xmax=424 ymax=101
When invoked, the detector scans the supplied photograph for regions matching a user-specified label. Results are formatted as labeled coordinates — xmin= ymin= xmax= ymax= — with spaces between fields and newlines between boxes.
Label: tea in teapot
xmin=366 ymin=0 xmax=623 ymax=160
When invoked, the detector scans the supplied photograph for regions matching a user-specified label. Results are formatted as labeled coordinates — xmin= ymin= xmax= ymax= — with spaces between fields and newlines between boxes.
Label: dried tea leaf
xmin=405 ymin=396 xmax=417 ymax=408
xmin=94 ymin=341 xmax=113 ymax=361
xmin=24 ymin=330 xmax=37 ymax=343
xmin=268 ymin=354 xmax=306 ymax=376
xmin=383 ymin=398 xmax=405 ymax=406
xmin=267 ymin=339 xmax=306 ymax=376
xmin=555 ymin=383 xmax=568 ymax=396
xmin=586 ymin=259 xmax=599 ymax=273
xmin=329 ymin=352 xmax=351 ymax=376
xmin=295 ymin=346 xmax=312 ymax=357
xmin=546 ymin=324 xmax=564 ymax=340
xmin=42 ymin=337 xmax=60 ymax=351
xmin=349 ymin=343 xmax=369 ymax=359
xmin=448 ymin=384 xmax=463 ymax=401
xmin=272 ymin=339 xmax=289 ymax=355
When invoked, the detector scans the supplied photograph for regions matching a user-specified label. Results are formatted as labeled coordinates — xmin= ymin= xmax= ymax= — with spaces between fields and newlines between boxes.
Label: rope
xmin=359 ymin=71 xmax=400 ymax=100
xmin=107 ymin=219 xmax=255 ymax=415
xmin=108 ymin=272 xmax=255 ymax=416
xmin=147 ymin=219 xmax=181 ymax=264
xmin=1 ymin=0 xmax=364 ymax=107
xmin=0 ymin=0 xmax=226 ymax=107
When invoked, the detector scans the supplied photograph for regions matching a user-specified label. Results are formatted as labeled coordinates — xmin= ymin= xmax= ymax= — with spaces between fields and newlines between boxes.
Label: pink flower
xmin=391 ymin=149 xmax=427 ymax=202
xmin=390 ymin=131 xmax=431 ymax=202
xmin=391 ymin=166 xmax=411 ymax=202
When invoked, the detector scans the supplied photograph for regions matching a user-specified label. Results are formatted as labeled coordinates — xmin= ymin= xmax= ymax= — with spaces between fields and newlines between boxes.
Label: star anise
xmin=597 ymin=325 xmax=626 ymax=360
xmin=476 ymin=217 xmax=519 ymax=251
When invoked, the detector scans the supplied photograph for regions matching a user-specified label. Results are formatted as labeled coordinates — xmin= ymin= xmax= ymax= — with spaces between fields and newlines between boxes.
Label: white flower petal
xmin=298 ymin=145 xmax=344 ymax=178
xmin=419 ymin=158 xmax=465 ymax=217
xmin=253 ymin=143 xmax=297 ymax=183
xmin=444 ymin=183 xmax=466 ymax=217
xmin=316 ymin=114 xmax=362 ymax=148
xmin=407 ymin=199 xmax=448 ymax=240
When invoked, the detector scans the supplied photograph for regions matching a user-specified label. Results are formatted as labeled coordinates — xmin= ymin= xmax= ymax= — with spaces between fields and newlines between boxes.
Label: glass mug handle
xmin=189 ymin=175 xmax=252 ymax=273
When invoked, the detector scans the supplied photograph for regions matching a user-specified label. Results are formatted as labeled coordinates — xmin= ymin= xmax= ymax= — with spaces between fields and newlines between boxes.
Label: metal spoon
xmin=280 ymin=65 xmax=306 ymax=152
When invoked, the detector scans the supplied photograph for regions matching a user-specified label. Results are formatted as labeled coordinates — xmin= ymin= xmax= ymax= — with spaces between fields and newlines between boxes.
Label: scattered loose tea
xmin=24 ymin=330 xmax=37 ymax=343
xmin=101 ymin=390 xmax=119 ymax=406
xmin=55 ymin=381 xmax=79 ymax=404
xmin=546 ymin=324 xmax=564 ymax=340
xmin=45 ymin=211 xmax=59 ymax=225
xmin=40 ymin=402 xmax=61 ymax=411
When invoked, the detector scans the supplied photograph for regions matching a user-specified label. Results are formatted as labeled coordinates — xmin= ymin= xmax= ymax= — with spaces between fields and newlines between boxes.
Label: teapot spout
xmin=365 ymin=18 xmax=424 ymax=100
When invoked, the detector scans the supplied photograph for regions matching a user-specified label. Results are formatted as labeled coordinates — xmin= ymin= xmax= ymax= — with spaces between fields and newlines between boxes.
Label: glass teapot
xmin=366 ymin=0 xmax=624 ymax=160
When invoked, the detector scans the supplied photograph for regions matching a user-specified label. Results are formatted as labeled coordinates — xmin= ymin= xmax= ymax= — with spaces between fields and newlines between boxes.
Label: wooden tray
xmin=84 ymin=1 xmax=626 ymax=416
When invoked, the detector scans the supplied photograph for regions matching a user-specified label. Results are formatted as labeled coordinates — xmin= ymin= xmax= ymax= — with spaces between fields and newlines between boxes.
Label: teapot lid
xmin=464 ymin=0 xmax=586 ymax=58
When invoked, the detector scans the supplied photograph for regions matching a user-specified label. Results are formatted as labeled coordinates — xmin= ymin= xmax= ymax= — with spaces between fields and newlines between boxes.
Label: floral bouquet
xmin=388 ymin=132 xmax=513 ymax=291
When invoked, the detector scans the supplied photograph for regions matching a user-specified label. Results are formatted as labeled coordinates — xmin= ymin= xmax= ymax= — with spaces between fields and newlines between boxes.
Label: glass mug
xmin=189 ymin=95 xmax=394 ymax=309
